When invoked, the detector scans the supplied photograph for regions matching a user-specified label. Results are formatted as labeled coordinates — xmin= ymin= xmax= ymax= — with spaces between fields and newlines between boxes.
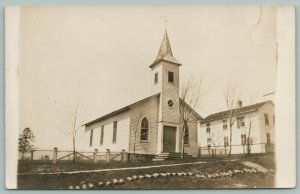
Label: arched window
xmin=184 ymin=125 xmax=189 ymax=144
xmin=140 ymin=118 xmax=149 ymax=141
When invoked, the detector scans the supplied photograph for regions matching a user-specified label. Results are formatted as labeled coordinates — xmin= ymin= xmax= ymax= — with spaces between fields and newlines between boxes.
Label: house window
xmin=224 ymin=136 xmax=229 ymax=147
xmin=184 ymin=125 xmax=189 ymax=144
xmin=140 ymin=118 xmax=149 ymax=141
xmin=154 ymin=72 xmax=158 ymax=84
xmin=237 ymin=116 xmax=245 ymax=128
xmin=113 ymin=121 xmax=117 ymax=143
xmin=206 ymin=123 xmax=210 ymax=133
xmin=168 ymin=71 xmax=174 ymax=83
xmin=273 ymin=115 xmax=275 ymax=125
xmin=241 ymin=134 xmax=246 ymax=145
xmin=100 ymin=125 xmax=104 ymax=145
xmin=266 ymin=133 xmax=271 ymax=144
xmin=207 ymin=138 xmax=212 ymax=148
xmin=89 ymin=129 xmax=94 ymax=147
xmin=264 ymin=113 xmax=269 ymax=125
xmin=223 ymin=119 xmax=227 ymax=130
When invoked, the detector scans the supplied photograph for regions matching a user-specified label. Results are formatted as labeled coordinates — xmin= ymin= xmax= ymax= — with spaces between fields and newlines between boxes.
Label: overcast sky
xmin=19 ymin=6 xmax=276 ymax=149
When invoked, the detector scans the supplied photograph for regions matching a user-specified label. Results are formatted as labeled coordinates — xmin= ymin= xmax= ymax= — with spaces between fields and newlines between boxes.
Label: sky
xmin=19 ymin=5 xmax=277 ymax=149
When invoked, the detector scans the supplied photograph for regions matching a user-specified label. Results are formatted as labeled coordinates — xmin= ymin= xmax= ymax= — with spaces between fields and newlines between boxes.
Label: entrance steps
xmin=152 ymin=152 xmax=193 ymax=161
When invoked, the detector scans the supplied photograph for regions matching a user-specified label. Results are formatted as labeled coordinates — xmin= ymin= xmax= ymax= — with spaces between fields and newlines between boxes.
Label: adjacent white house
xmin=198 ymin=100 xmax=275 ymax=155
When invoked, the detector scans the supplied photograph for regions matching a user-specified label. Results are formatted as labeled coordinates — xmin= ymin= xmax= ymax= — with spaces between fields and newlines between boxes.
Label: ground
xmin=17 ymin=154 xmax=275 ymax=189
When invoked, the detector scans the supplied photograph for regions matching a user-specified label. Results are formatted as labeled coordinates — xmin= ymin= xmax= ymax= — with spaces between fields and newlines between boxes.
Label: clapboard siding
xmin=128 ymin=95 xmax=160 ymax=155
xmin=85 ymin=110 xmax=130 ymax=152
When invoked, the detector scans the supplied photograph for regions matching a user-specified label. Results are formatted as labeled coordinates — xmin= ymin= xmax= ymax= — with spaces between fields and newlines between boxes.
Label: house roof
xmin=201 ymin=100 xmax=274 ymax=123
xmin=149 ymin=30 xmax=181 ymax=68
xmin=83 ymin=93 xmax=160 ymax=126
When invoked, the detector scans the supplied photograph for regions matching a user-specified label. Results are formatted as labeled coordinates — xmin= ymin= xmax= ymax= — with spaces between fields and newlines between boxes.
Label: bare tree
xmin=179 ymin=76 xmax=204 ymax=159
xmin=245 ymin=104 xmax=255 ymax=156
xmin=18 ymin=128 xmax=35 ymax=160
xmin=223 ymin=80 xmax=240 ymax=156
xmin=57 ymin=102 xmax=85 ymax=163
xmin=207 ymin=129 xmax=223 ymax=159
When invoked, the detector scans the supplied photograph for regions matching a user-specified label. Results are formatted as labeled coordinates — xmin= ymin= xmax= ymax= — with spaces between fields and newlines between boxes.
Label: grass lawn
xmin=17 ymin=154 xmax=275 ymax=189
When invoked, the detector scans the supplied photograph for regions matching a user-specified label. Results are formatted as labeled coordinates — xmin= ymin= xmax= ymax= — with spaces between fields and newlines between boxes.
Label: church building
xmin=83 ymin=31 xmax=202 ymax=158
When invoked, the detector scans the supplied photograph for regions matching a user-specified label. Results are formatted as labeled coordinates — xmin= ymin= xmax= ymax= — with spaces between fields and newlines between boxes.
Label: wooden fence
xmin=19 ymin=148 xmax=128 ymax=163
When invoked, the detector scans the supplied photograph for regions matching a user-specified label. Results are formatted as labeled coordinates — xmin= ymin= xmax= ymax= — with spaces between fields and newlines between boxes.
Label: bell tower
xmin=150 ymin=31 xmax=182 ymax=154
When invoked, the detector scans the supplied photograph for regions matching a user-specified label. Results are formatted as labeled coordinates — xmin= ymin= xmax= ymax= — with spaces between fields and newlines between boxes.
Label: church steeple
xmin=156 ymin=30 xmax=173 ymax=60
xmin=149 ymin=30 xmax=181 ymax=68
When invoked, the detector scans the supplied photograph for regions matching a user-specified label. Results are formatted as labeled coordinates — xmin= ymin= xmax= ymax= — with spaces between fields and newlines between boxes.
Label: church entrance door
xmin=163 ymin=126 xmax=176 ymax=152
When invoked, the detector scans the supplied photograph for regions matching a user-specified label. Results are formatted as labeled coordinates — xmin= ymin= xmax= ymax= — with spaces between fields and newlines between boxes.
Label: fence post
xmin=106 ymin=149 xmax=110 ymax=163
xmin=30 ymin=150 xmax=34 ymax=161
xmin=53 ymin=147 xmax=58 ymax=164
xmin=94 ymin=149 xmax=98 ymax=163
xmin=121 ymin=149 xmax=127 ymax=162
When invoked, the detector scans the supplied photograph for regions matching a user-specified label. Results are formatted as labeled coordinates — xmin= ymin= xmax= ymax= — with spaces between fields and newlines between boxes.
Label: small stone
xmin=106 ymin=181 xmax=112 ymax=186
xmin=75 ymin=186 xmax=80 ymax=189
xmin=214 ymin=173 xmax=219 ymax=178
xmin=166 ymin=172 xmax=171 ymax=176
xmin=207 ymin=174 xmax=212 ymax=178
xmin=113 ymin=179 xmax=119 ymax=184
xmin=88 ymin=183 xmax=94 ymax=189
xmin=132 ymin=175 xmax=138 ymax=180
xmin=188 ymin=172 xmax=194 ymax=176
xmin=138 ymin=175 xmax=144 ymax=179
xmin=251 ymin=168 xmax=257 ymax=173
xmin=233 ymin=170 xmax=240 ymax=174
xmin=127 ymin=177 xmax=133 ymax=181
xmin=152 ymin=173 xmax=160 ymax=178
xmin=200 ymin=175 xmax=206 ymax=179
xmin=172 ymin=173 xmax=177 ymax=176
xmin=98 ymin=182 xmax=104 ymax=187
xmin=145 ymin=174 xmax=152 ymax=178
xmin=160 ymin=173 xmax=167 ymax=177
xmin=178 ymin=173 xmax=182 ymax=176
xmin=82 ymin=184 xmax=87 ymax=189
xmin=69 ymin=186 xmax=74 ymax=189
xmin=196 ymin=174 xmax=201 ymax=178
xmin=119 ymin=179 xmax=125 ymax=184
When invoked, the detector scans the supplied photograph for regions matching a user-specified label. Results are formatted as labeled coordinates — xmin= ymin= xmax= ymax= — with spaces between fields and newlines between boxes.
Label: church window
xmin=183 ymin=124 xmax=189 ymax=144
xmin=140 ymin=118 xmax=149 ymax=141
xmin=154 ymin=72 xmax=158 ymax=84
xmin=168 ymin=71 xmax=174 ymax=83
xmin=112 ymin=121 xmax=117 ymax=143
xmin=168 ymin=100 xmax=174 ymax=107
xmin=89 ymin=129 xmax=94 ymax=147
xmin=100 ymin=125 xmax=104 ymax=145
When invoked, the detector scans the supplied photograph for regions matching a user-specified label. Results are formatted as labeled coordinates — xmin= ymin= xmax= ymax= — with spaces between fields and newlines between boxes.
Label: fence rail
xmin=198 ymin=143 xmax=275 ymax=158
xmin=19 ymin=148 xmax=128 ymax=163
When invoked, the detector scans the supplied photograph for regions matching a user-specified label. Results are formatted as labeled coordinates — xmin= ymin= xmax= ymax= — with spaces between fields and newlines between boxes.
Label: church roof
xmin=201 ymin=100 xmax=274 ymax=123
xmin=83 ymin=93 xmax=161 ymax=126
xmin=149 ymin=31 xmax=181 ymax=68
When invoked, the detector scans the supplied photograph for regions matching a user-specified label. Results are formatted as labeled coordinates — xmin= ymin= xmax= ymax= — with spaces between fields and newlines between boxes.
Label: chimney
xmin=236 ymin=100 xmax=242 ymax=108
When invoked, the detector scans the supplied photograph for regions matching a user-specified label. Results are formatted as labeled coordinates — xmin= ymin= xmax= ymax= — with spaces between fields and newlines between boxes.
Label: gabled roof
xmin=179 ymin=98 xmax=203 ymax=120
xmin=149 ymin=30 xmax=181 ymax=68
xmin=201 ymin=100 xmax=274 ymax=123
xmin=83 ymin=93 xmax=160 ymax=126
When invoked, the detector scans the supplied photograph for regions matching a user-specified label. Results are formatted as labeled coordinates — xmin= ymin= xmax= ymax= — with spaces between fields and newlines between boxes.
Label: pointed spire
xmin=150 ymin=30 xmax=181 ymax=68
xmin=155 ymin=30 xmax=173 ymax=60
